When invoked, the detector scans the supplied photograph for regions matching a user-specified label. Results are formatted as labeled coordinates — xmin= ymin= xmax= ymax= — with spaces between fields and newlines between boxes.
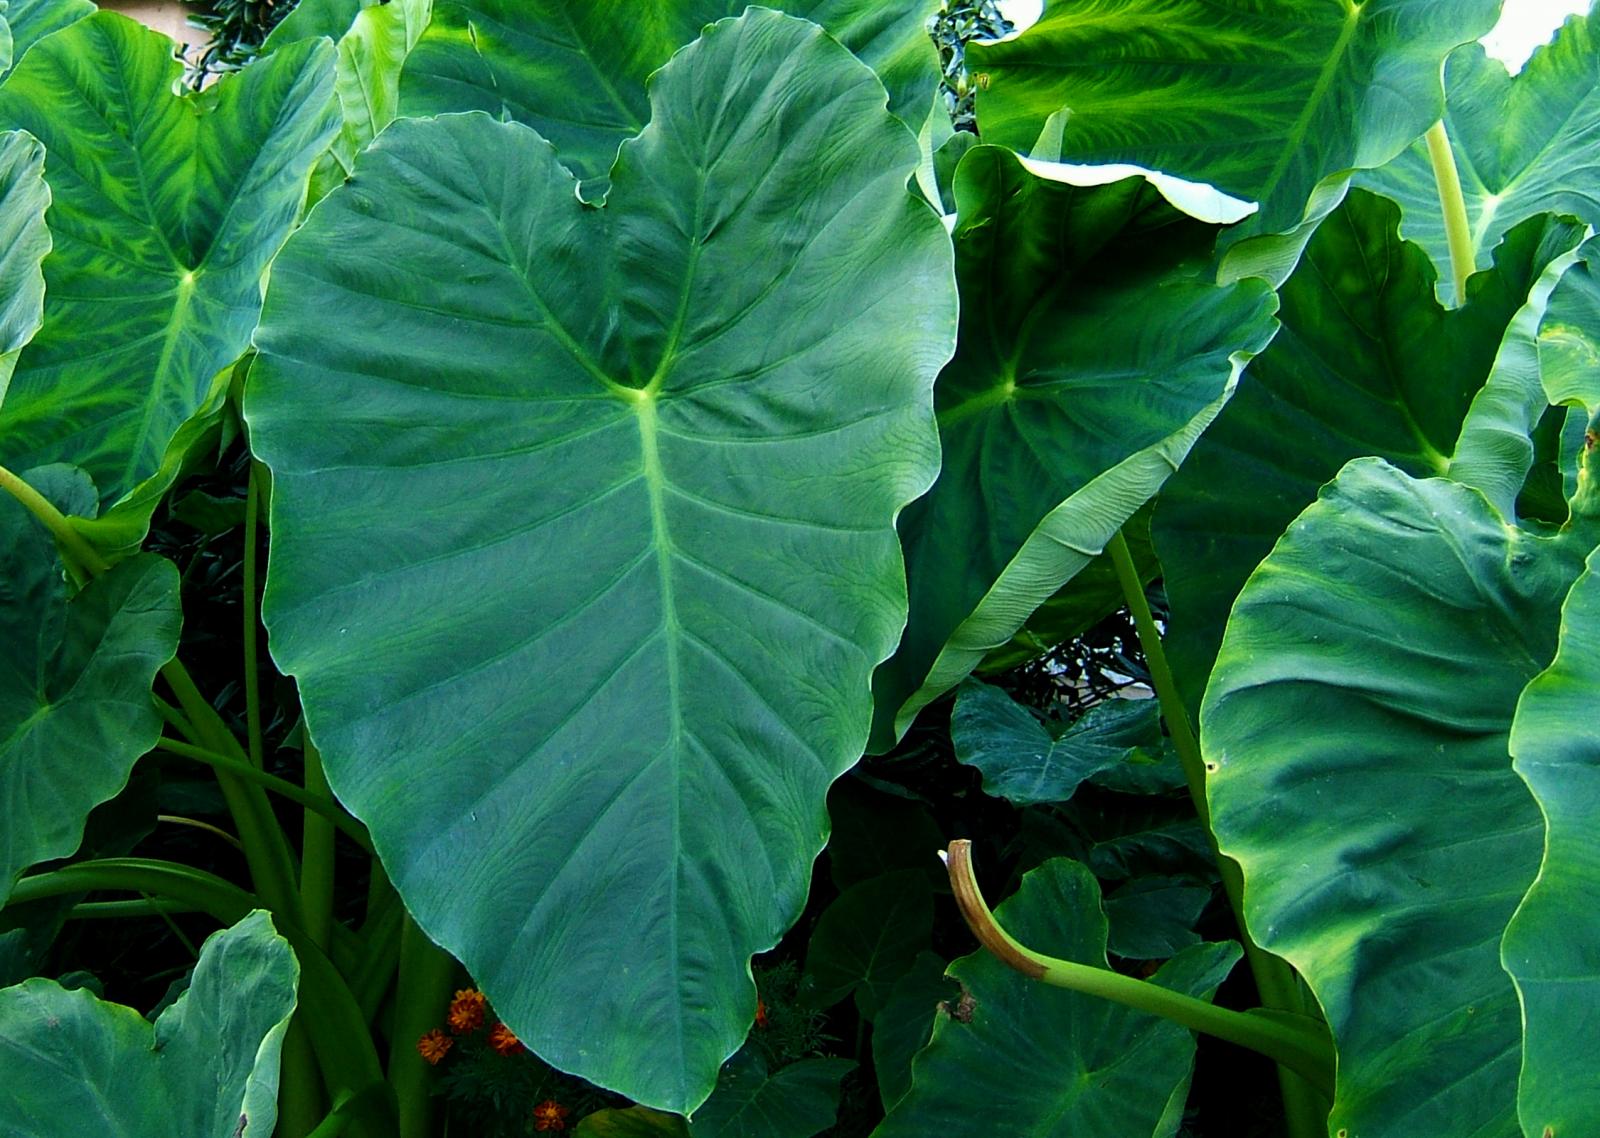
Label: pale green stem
xmin=243 ymin=460 xmax=266 ymax=769
xmin=1108 ymin=531 xmax=1330 ymax=1135
xmin=946 ymin=840 xmax=1335 ymax=1096
xmin=390 ymin=916 xmax=458 ymax=1138
xmin=302 ymin=737 xmax=337 ymax=952
xmin=0 ymin=461 xmax=109 ymax=577
xmin=1426 ymin=121 xmax=1474 ymax=307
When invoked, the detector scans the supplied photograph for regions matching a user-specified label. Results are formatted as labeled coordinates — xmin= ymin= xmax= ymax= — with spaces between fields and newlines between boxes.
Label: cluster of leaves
xmin=2 ymin=2 xmax=1600 ymax=1138
xmin=184 ymin=0 xmax=294 ymax=80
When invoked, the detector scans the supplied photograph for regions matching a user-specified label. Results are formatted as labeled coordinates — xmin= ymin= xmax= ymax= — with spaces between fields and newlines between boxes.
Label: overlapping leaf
xmin=1153 ymin=191 xmax=1584 ymax=707
xmin=248 ymin=11 xmax=952 ymax=1112
xmin=873 ymin=858 xmax=1239 ymax=1138
xmin=397 ymin=0 xmax=941 ymax=186
xmin=0 ymin=467 xmax=180 ymax=908
xmin=1202 ymin=457 xmax=1600 ymax=1138
xmin=0 ymin=0 xmax=91 ymax=76
xmin=694 ymin=1052 xmax=855 ymax=1138
xmin=0 ymin=911 xmax=298 ymax=1138
xmin=0 ymin=130 xmax=47 ymax=402
xmin=870 ymin=144 xmax=1277 ymax=746
xmin=0 ymin=14 xmax=336 ymax=540
xmin=1359 ymin=10 xmax=1600 ymax=282
xmin=802 ymin=870 xmax=932 ymax=1019
xmin=966 ymin=0 xmax=1499 ymax=235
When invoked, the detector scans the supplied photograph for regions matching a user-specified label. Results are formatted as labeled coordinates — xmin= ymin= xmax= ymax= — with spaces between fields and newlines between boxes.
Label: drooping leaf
xmin=247 ymin=11 xmax=952 ymax=1112
xmin=1102 ymin=876 xmax=1209 ymax=961
xmin=0 ymin=129 xmax=48 ymax=403
xmin=802 ymin=870 xmax=932 ymax=1019
xmin=0 ymin=0 xmax=91 ymax=75
xmin=397 ymin=0 xmax=942 ymax=186
xmin=1502 ymin=543 xmax=1600 ymax=1137
xmin=0 ymin=910 xmax=298 ymax=1138
xmin=1358 ymin=12 xmax=1600 ymax=281
xmin=870 ymin=951 xmax=954 ymax=1113
xmin=692 ymin=1052 xmax=855 ymax=1138
xmin=0 ymin=15 xmax=337 ymax=542
xmin=0 ymin=468 xmax=180 ymax=908
xmin=1202 ymin=457 xmax=1600 ymax=1138
xmin=1153 ymin=192 xmax=1584 ymax=707
xmin=966 ymin=0 xmax=1500 ymax=235
xmin=873 ymin=858 xmax=1240 ymax=1138
xmin=951 ymin=680 xmax=1163 ymax=805
xmin=872 ymin=143 xmax=1278 ymax=746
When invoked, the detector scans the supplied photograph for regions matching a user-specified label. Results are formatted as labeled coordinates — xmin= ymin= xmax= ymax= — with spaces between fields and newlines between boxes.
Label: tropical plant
xmin=1 ymin=1 xmax=1598 ymax=1137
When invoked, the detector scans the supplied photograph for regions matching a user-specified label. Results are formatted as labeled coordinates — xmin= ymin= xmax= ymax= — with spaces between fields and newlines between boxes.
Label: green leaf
xmin=1202 ymin=457 xmax=1600 ymax=1137
xmin=0 ymin=0 xmax=91 ymax=75
xmin=0 ymin=15 xmax=337 ymax=528
xmin=825 ymin=780 xmax=944 ymax=891
xmin=966 ymin=0 xmax=1500 ymax=235
xmin=1102 ymin=877 xmax=1208 ymax=961
xmin=802 ymin=870 xmax=932 ymax=1019
xmin=1153 ymin=191 xmax=1585 ymax=708
xmin=692 ymin=1052 xmax=855 ymax=1138
xmin=397 ymin=0 xmax=941 ymax=187
xmin=870 ymin=951 xmax=954 ymax=1113
xmin=0 ymin=469 xmax=180 ymax=908
xmin=247 ymin=11 xmax=952 ymax=1112
xmin=1358 ymin=14 xmax=1600 ymax=281
xmin=873 ymin=858 xmax=1240 ymax=1138
xmin=1502 ymin=546 xmax=1600 ymax=1135
xmin=261 ymin=0 xmax=374 ymax=49
xmin=0 ymin=130 xmax=48 ymax=403
xmin=872 ymin=143 xmax=1278 ymax=746
xmin=0 ymin=910 xmax=298 ymax=1138
xmin=578 ymin=1109 xmax=691 ymax=1138
xmin=951 ymin=680 xmax=1163 ymax=805
xmin=1539 ymin=234 xmax=1600 ymax=414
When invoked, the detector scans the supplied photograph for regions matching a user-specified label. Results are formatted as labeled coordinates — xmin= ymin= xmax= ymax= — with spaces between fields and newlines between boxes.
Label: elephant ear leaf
xmin=1359 ymin=13 xmax=1600 ymax=282
xmin=1201 ymin=449 xmax=1600 ymax=1138
xmin=0 ymin=0 xmax=92 ymax=76
xmin=966 ymin=0 xmax=1500 ymax=236
xmin=0 ymin=467 xmax=181 ymax=908
xmin=248 ymin=10 xmax=952 ymax=1113
xmin=870 ymin=143 xmax=1277 ymax=746
xmin=0 ymin=129 xmax=48 ymax=403
xmin=1502 ymin=541 xmax=1600 ymax=1137
xmin=0 ymin=911 xmax=299 ymax=1138
xmin=0 ymin=14 xmax=337 ymax=551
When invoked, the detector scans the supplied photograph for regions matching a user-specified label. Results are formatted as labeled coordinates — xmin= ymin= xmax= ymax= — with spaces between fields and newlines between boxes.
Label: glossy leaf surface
xmin=0 ymin=469 xmax=180 ymax=907
xmin=1502 ymin=545 xmax=1600 ymax=1136
xmin=248 ymin=12 xmax=952 ymax=1111
xmin=0 ymin=15 xmax=337 ymax=516
xmin=1203 ymin=458 xmax=1599 ymax=1137
xmin=965 ymin=0 xmax=1498 ymax=234
xmin=1154 ymin=191 xmax=1583 ymax=706
xmin=873 ymin=858 xmax=1239 ymax=1138
xmin=398 ymin=0 xmax=940 ymax=184
xmin=0 ymin=130 xmax=47 ymax=401
xmin=1358 ymin=14 xmax=1600 ymax=279
xmin=0 ymin=910 xmax=298 ymax=1138
xmin=873 ymin=144 xmax=1277 ymax=744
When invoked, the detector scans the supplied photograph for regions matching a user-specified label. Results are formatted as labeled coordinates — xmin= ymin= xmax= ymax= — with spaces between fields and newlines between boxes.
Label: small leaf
xmin=692 ymin=1052 xmax=855 ymax=1138
xmin=802 ymin=870 xmax=933 ymax=1020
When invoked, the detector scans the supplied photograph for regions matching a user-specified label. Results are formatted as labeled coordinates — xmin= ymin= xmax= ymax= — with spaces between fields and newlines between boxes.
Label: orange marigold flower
xmin=488 ymin=1021 xmax=524 ymax=1056
xmin=754 ymin=998 xmax=769 ymax=1029
xmin=533 ymin=1099 xmax=570 ymax=1131
xmin=447 ymin=988 xmax=487 ymax=1034
xmin=416 ymin=1029 xmax=453 ymax=1065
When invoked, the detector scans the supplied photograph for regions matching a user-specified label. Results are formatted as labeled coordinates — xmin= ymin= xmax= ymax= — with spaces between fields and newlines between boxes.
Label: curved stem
xmin=0 ymin=462 xmax=109 ymax=577
xmin=1425 ymin=120 xmax=1474 ymax=307
xmin=157 ymin=813 xmax=244 ymax=851
xmin=944 ymin=841 xmax=1335 ymax=1096
xmin=154 ymin=736 xmax=373 ymax=853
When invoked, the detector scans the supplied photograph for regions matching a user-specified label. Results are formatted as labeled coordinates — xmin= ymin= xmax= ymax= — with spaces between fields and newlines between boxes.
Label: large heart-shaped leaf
xmin=0 ymin=910 xmax=298 ymax=1138
xmin=397 ymin=0 xmax=940 ymax=186
xmin=0 ymin=467 xmax=180 ymax=907
xmin=1202 ymin=457 xmax=1600 ymax=1137
xmin=966 ymin=0 xmax=1499 ymax=236
xmin=0 ymin=129 xmax=48 ymax=402
xmin=247 ymin=11 xmax=952 ymax=1112
xmin=1153 ymin=191 xmax=1584 ymax=707
xmin=873 ymin=858 xmax=1240 ymax=1138
xmin=1358 ymin=13 xmax=1600 ymax=282
xmin=0 ymin=14 xmax=336 ymax=535
xmin=1502 ymin=542 xmax=1600 ymax=1136
xmin=871 ymin=143 xmax=1277 ymax=745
